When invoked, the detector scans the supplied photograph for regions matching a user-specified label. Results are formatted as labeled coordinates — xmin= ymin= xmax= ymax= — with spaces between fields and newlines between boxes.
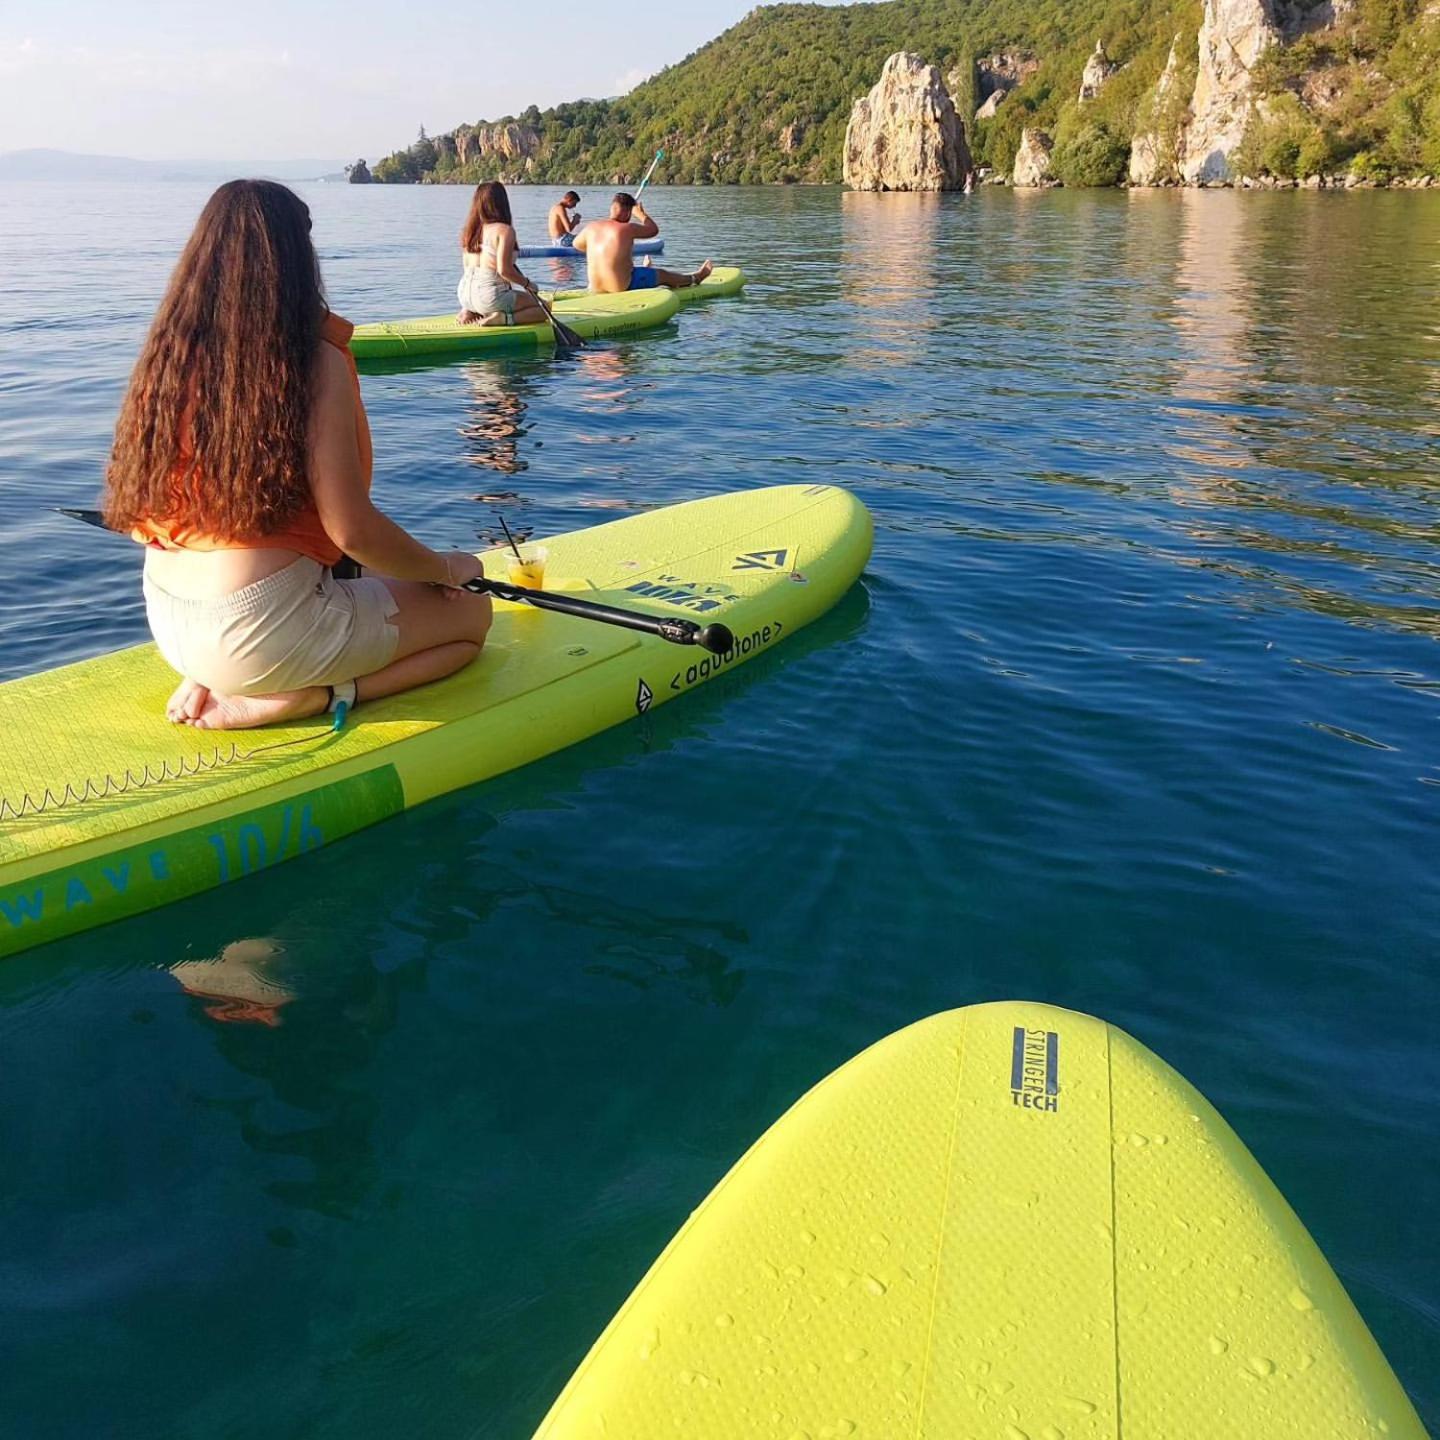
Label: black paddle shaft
xmin=468 ymin=576 xmax=734 ymax=654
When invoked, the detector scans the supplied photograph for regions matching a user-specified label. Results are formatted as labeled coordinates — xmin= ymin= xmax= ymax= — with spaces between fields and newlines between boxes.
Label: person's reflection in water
xmin=165 ymin=937 xmax=407 ymax=1214
xmin=457 ymin=361 xmax=532 ymax=478
xmin=570 ymin=344 xmax=647 ymax=507
xmin=171 ymin=937 xmax=296 ymax=1026
xmin=574 ymin=342 xmax=638 ymax=405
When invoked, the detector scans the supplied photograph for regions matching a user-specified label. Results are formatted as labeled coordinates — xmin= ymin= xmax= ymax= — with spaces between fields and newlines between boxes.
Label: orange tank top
xmin=131 ymin=312 xmax=371 ymax=567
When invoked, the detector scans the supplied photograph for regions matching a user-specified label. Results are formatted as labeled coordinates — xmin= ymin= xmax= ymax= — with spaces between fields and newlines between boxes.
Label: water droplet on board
xmin=715 ymin=1313 xmax=734 ymax=1328
xmin=1004 ymin=1426 xmax=1030 ymax=1440
xmin=638 ymin=1329 xmax=660 ymax=1360
xmin=800 ymin=1229 xmax=817 ymax=1245
xmin=1129 ymin=1133 xmax=1149 ymax=1147
xmin=1042 ymin=1428 xmax=1065 ymax=1440
xmin=844 ymin=1347 xmax=868 ymax=1364
xmin=863 ymin=1274 xmax=887 ymax=1296
xmin=891 ymin=1360 xmax=912 ymax=1379
xmin=1288 ymin=1287 xmax=1315 ymax=1312
xmin=1249 ymin=1356 xmax=1276 ymax=1378
xmin=991 ymin=1379 xmax=1014 ymax=1395
xmin=1209 ymin=1336 xmax=1229 ymax=1355
xmin=1063 ymin=1398 xmax=1097 ymax=1415
xmin=1298 ymin=1352 xmax=1316 ymax=1372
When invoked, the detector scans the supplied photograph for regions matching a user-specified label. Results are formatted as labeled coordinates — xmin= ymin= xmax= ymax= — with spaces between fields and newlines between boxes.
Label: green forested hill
xmin=368 ymin=0 xmax=1440 ymax=186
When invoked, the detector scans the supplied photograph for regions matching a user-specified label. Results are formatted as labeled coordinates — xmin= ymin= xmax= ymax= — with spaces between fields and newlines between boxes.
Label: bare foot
xmin=457 ymin=309 xmax=483 ymax=326
xmin=691 ymin=260 xmax=714 ymax=286
xmin=186 ymin=686 xmax=328 ymax=730
xmin=166 ymin=678 xmax=211 ymax=723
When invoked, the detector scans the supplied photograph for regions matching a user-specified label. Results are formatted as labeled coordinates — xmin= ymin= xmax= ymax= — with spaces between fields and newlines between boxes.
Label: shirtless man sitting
xmin=548 ymin=191 xmax=582 ymax=244
xmin=574 ymin=192 xmax=713 ymax=294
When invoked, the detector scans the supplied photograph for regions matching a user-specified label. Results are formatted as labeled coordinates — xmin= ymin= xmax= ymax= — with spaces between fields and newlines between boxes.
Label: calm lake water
xmin=0 ymin=180 xmax=1437 ymax=1434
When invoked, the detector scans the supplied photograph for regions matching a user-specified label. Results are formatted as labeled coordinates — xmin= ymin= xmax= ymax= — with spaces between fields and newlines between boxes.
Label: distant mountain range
xmin=0 ymin=149 xmax=348 ymax=183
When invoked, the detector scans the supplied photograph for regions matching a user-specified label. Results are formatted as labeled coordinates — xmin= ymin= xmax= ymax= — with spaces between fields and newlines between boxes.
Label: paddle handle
xmin=467 ymin=575 xmax=732 ymax=653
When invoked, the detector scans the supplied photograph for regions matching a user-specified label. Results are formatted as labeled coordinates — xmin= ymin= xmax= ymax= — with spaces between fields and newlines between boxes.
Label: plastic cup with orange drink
xmin=505 ymin=545 xmax=548 ymax=590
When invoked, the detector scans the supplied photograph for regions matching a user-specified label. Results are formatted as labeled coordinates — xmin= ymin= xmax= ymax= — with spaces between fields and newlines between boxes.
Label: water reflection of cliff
xmin=1164 ymin=191 xmax=1440 ymax=640
xmin=840 ymin=190 xmax=943 ymax=361
xmin=1170 ymin=190 xmax=1258 ymax=419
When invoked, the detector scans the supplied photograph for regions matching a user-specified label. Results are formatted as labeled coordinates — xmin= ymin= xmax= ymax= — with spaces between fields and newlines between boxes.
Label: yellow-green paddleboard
xmin=533 ymin=1002 xmax=1427 ymax=1439
xmin=349 ymin=286 xmax=678 ymax=360
xmin=0 ymin=485 xmax=870 ymax=959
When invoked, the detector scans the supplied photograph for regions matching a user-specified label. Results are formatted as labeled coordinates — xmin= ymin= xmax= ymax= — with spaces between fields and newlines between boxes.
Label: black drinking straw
xmin=496 ymin=513 xmax=524 ymax=564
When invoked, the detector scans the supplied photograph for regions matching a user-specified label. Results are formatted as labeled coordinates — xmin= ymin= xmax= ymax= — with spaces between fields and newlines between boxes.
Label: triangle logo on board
xmin=635 ymin=678 xmax=654 ymax=714
xmin=732 ymin=549 xmax=788 ymax=571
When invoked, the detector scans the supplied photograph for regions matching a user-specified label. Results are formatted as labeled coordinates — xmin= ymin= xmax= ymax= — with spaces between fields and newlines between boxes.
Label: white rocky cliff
xmin=1181 ymin=0 xmax=1281 ymax=181
xmin=1079 ymin=41 xmax=1120 ymax=102
xmin=1012 ymin=129 xmax=1056 ymax=187
xmin=1129 ymin=37 xmax=1183 ymax=184
xmin=844 ymin=52 xmax=972 ymax=191
xmin=965 ymin=52 xmax=1041 ymax=120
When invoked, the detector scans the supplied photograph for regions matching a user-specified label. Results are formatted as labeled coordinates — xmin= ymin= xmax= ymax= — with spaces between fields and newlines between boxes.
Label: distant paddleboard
xmin=517 ymin=237 xmax=664 ymax=259
xmin=532 ymin=1001 xmax=1428 ymax=1439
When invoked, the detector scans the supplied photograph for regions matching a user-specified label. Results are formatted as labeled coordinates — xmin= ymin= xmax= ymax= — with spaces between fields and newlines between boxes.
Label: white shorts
xmin=458 ymin=267 xmax=516 ymax=317
xmin=143 ymin=554 xmax=400 ymax=694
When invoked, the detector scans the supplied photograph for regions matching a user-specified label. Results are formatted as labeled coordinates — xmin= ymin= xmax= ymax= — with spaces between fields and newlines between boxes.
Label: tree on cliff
xmin=345 ymin=159 xmax=372 ymax=184
xmin=409 ymin=127 xmax=438 ymax=172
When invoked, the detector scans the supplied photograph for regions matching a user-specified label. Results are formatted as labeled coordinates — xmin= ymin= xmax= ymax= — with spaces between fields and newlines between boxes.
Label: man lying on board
xmin=575 ymin=192 xmax=712 ymax=294
xmin=548 ymin=191 xmax=582 ymax=243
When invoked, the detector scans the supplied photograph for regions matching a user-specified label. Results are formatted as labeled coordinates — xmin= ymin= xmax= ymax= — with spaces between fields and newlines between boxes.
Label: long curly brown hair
xmin=105 ymin=179 xmax=326 ymax=538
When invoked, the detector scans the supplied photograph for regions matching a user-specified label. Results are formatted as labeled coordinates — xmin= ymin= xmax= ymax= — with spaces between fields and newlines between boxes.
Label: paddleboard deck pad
xmin=0 ymin=485 xmax=871 ymax=958
xmin=532 ymin=1001 xmax=1427 ymax=1439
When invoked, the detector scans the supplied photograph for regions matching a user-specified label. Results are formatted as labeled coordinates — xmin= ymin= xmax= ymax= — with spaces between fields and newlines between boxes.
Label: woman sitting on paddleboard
xmin=456 ymin=181 xmax=546 ymax=327
xmin=106 ymin=179 xmax=492 ymax=731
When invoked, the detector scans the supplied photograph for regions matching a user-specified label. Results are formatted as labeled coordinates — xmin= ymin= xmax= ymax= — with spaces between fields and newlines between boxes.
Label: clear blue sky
xmin=0 ymin=1 xmax=859 ymax=163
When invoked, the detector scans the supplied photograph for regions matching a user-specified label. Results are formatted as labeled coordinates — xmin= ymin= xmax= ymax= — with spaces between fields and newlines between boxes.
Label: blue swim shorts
xmin=627 ymin=266 xmax=659 ymax=291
